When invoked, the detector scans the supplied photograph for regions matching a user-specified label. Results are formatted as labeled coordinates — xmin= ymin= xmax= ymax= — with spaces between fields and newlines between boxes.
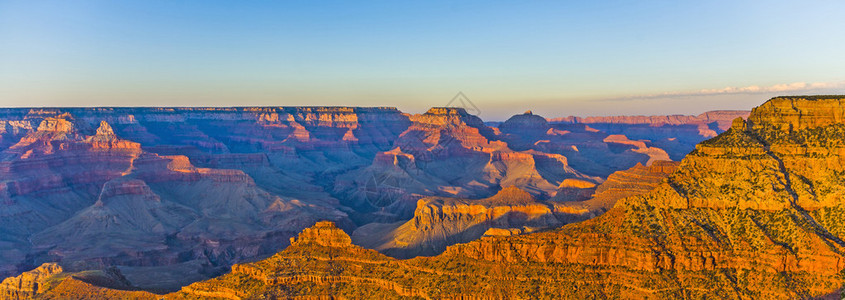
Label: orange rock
xmin=0 ymin=263 xmax=62 ymax=299
xmin=290 ymin=221 xmax=353 ymax=248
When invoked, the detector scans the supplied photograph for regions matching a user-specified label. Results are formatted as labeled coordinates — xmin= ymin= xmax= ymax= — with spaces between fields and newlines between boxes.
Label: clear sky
xmin=1 ymin=1 xmax=844 ymax=120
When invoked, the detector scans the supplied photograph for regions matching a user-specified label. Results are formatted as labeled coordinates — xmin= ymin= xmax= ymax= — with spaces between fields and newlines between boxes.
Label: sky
xmin=1 ymin=1 xmax=844 ymax=120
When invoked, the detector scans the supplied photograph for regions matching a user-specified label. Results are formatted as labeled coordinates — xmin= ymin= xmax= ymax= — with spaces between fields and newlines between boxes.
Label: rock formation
xmin=0 ymin=105 xmax=718 ymax=295
xmin=552 ymin=160 xmax=680 ymax=207
xmin=0 ymin=263 xmax=62 ymax=299
xmin=25 ymin=96 xmax=845 ymax=299
xmin=290 ymin=221 xmax=353 ymax=248
xmin=500 ymin=112 xmax=677 ymax=178
xmin=440 ymin=97 xmax=845 ymax=298
xmin=334 ymin=107 xmax=601 ymax=222
xmin=352 ymin=159 xmax=679 ymax=259
xmin=352 ymin=186 xmax=562 ymax=258
xmin=0 ymin=262 xmax=156 ymax=300
xmin=550 ymin=110 xmax=751 ymax=160
xmin=165 ymin=221 xmax=421 ymax=300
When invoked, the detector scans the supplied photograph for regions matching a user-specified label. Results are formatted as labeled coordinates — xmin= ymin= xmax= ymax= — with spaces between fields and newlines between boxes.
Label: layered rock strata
xmin=352 ymin=186 xmax=562 ymax=258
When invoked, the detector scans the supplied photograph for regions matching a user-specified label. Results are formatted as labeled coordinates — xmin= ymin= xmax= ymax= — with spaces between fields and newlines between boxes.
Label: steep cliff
xmin=0 ymin=263 xmax=62 ymax=300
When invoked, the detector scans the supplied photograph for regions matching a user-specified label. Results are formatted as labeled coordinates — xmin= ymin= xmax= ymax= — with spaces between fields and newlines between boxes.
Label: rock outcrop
xmin=552 ymin=160 xmax=680 ymax=207
xmin=0 ymin=263 xmax=156 ymax=300
xmin=0 ymin=263 xmax=62 ymax=300
xmin=166 ymin=221 xmax=424 ymax=300
xmin=497 ymin=110 xmax=550 ymax=150
xmin=290 ymin=221 xmax=353 ymax=248
xmin=352 ymin=186 xmax=562 ymax=258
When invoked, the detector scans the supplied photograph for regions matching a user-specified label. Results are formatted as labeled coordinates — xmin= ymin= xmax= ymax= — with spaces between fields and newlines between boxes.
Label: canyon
xmin=153 ymin=96 xmax=842 ymax=299
xmin=0 ymin=105 xmax=745 ymax=297
xmin=15 ymin=96 xmax=839 ymax=299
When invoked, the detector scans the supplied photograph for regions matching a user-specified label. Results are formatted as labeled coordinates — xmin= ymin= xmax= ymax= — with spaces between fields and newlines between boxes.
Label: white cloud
xmin=605 ymin=80 xmax=845 ymax=101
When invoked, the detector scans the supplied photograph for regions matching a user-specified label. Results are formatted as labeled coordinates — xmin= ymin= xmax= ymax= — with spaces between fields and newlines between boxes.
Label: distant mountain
xmin=550 ymin=110 xmax=751 ymax=160
xmin=549 ymin=110 xmax=749 ymax=129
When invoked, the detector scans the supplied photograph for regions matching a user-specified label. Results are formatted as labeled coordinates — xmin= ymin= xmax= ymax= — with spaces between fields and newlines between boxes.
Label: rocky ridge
xmin=550 ymin=110 xmax=750 ymax=129
xmin=0 ymin=262 xmax=156 ymax=300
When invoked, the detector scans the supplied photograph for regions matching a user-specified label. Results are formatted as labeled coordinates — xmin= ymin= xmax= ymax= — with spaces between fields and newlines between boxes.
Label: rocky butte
xmin=4 ymin=96 xmax=844 ymax=299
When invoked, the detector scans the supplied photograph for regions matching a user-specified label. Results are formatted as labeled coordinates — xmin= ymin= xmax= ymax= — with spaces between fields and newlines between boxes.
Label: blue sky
xmin=1 ymin=1 xmax=844 ymax=120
